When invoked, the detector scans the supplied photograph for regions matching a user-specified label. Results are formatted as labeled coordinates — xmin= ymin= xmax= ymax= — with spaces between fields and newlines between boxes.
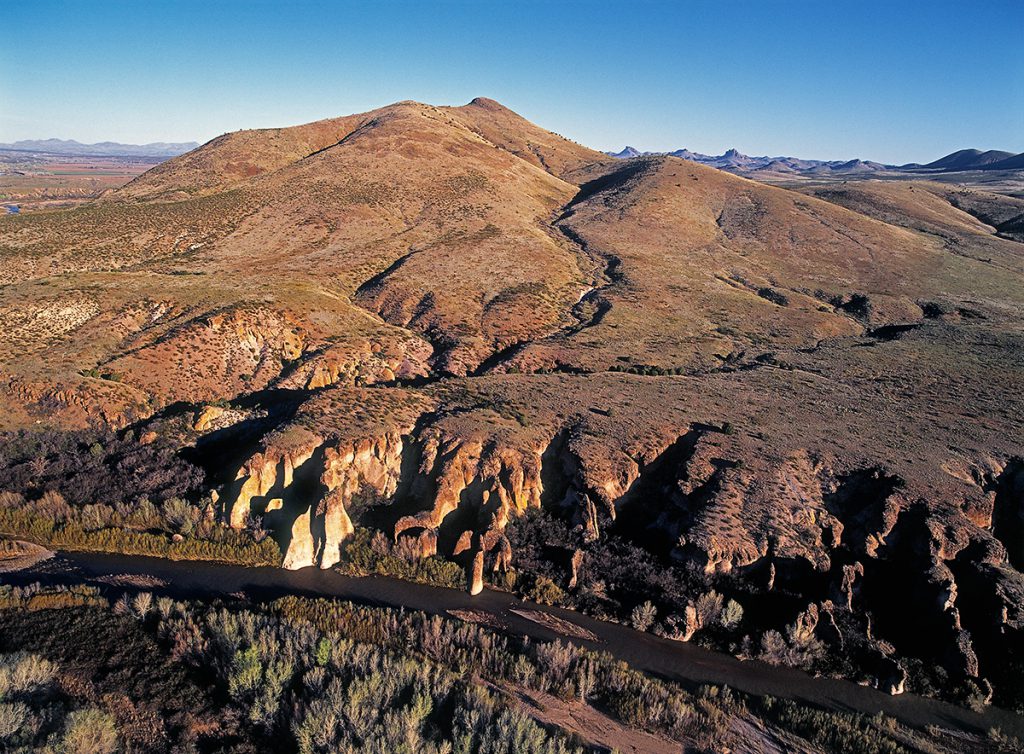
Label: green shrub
xmin=523 ymin=575 xmax=566 ymax=605
xmin=335 ymin=530 xmax=464 ymax=590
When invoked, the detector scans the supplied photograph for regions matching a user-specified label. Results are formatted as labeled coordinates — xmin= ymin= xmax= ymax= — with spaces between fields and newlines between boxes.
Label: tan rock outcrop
xmin=452 ymin=530 xmax=474 ymax=556
xmin=283 ymin=508 xmax=315 ymax=570
xmin=277 ymin=336 xmax=433 ymax=390
xmin=193 ymin=405 xmax=225 ymax=431
xmin=392 ymin=429 xmax=548 ymax=587
xmin=228 ymin=429 xmax=320 ymax=529
xmin=225 ymin=425 xmax=408 ymax=569
xmin=317 ymin=434 xmax=405 ymax=567
xmin=469 ymin=550 xmax=485 ymax=595
xmin=568 ymin=548 xmax=584 ymax=589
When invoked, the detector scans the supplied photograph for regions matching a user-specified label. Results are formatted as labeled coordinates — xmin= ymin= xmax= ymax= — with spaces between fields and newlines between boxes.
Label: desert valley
xmin=0 ymin=92 xmax=1022 ymax=753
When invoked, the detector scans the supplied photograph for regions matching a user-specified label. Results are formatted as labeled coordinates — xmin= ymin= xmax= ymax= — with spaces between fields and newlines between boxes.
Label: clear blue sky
xmin=2 ymin=0 xmax=1022 ymax=163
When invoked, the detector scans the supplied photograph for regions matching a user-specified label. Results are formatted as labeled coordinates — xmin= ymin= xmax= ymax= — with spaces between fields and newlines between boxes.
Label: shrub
xmin=335 ymin=529 xmax=464 ymax=590
xmin=757 ymin=287 xmax=790 ymax=306
xmin=694 ymin=591 xmax=724 ymax=627
xmin=0 ymin=500 xmax=280 ymax=566
xmin=131 ymin=592 xmax=153 ymax=619
xmin=841 ymin=293 xmax=872 ymax=319
xmin=0 ymin=652 xmax=57 ymax=698
xmin=523 ymin=576 xmax=566 ymax=606
xmin=58 ymin=708 xmax=119 ymax=754
xmin=0 ymin=701 xmax=31 ymax=742
xmin=630 ymin=601 xmax=657 ymax=632
xmin=759 ymin=630 xmax=788 ymax=664
xmin=161 ymin=497 xmax=199 ymax=535
xmin=720 ymin=599 xmax=744 ymax=628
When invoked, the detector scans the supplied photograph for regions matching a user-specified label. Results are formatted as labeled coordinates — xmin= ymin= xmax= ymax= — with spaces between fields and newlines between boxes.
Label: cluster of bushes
xmin=0 ymin=583 xmax=106 ymax=612
xmin=335 ymin=530 xmax=465 ymax=590
xmin=754 ymin=697 xmax=912 ymax=754
xmin=505 ymin=507 xmax=1021 ymax=716
xmin=756 ymin=622 xmax=827 ymax=670
xmin=506 ymin=508 xmax=712 ymax=624
xmin=757 ymin=287 xmax=790 ymax=307
xmin=145 ymin=592 xmax=971 ymax=754
xmin=518 ymin=574 xmax=567 ymax=605
xmin=149 ymin=596 xmax=587 ymax=753
xmin=0 ymin=585 xmax=233 ymax=752
xmin=629 ymin=591 xmax=744 ymax=638
xmin=0 ymin=426 xmax=290 ymax=567
xmin=0 ymin=582 xmax=995 ymax=754
xmin=0 ymin=490 xmax=279 ymax=566
xmin=836 ymin=292 xmax=872 ymax=319
xmin=0 ymin=651 xmax=120 ymax=754
xmin=268 ymin=595 xmax=732 ymax=747
xmin=505 ymin=508 xmax=840 ymax=677
xmin=0 ymin=427 xmax=203 ymax=507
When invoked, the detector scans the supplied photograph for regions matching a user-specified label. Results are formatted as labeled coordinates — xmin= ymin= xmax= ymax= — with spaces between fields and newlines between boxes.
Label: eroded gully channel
xmin=4 ymin=549 xmax=1022 ymax=738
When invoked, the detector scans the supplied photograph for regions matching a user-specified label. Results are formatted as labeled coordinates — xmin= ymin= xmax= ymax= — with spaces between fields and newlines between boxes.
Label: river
xmin=3 ymin=549 xmax=1022 ymax=738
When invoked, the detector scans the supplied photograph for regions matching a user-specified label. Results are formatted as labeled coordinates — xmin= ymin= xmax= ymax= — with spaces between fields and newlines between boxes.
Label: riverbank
xmin=3 ymin=547 xmax=1021 ymax=739
xmin=0 ymin=539 xmax=54 ymax=573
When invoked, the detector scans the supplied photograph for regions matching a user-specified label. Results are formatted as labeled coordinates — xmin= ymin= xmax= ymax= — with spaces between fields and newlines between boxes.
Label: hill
xmin=1 ymin=98 xmax=1022 ymax=714
xmin=921 ymin=148 xmax=1017 ymax=171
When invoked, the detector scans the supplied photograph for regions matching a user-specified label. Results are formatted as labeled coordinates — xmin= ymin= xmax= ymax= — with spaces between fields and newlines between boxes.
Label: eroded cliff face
xmin=225 ymin=426 xmax=409 ymax=570
xmin=209 ymin=401 xmax=1024 ymax=704
xmin=393 ymin=428 xmax=546 ymax=593
xmin=224 ymin=414 xmax=673 ymax=588
xmin=223 ymin=412 xmax=1018 ymax=607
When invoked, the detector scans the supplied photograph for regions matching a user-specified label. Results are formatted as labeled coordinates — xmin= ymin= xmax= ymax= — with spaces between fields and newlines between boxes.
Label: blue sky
xmin=2 ymin=0 xmax=1022 ymax=163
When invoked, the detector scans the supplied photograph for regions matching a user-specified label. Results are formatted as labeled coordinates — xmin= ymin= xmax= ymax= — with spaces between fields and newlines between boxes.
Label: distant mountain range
xmin=0 ymin=138 xmax=199 ymax=158
xmin=606 ymin=145 xmax=892 ymax=175
xmin=608 ymin=145 xmax=1024 ymax=176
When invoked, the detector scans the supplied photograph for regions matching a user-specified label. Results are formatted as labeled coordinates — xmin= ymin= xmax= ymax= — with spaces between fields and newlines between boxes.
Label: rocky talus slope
xmin=1 ymin=98 xmax=1022 ymax=708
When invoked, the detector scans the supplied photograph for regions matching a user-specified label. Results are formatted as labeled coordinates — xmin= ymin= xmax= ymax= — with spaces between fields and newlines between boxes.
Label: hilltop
xmin=1 ymin=98 xmax=1022 ymax=717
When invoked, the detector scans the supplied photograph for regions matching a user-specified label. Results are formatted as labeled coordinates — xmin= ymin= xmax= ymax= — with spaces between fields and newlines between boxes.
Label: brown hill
xmin=1 ymin=99 xmax=1022 ymax=711
xmin=499 ymin=157 xmax=1024 ymax=375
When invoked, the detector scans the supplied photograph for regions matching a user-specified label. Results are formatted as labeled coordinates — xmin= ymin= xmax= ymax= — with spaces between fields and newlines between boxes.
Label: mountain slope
xmin=983 ymin=152 xmax=1024 ymax=171
xmin=499 ymin=155 xmax=1023 ymax=375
